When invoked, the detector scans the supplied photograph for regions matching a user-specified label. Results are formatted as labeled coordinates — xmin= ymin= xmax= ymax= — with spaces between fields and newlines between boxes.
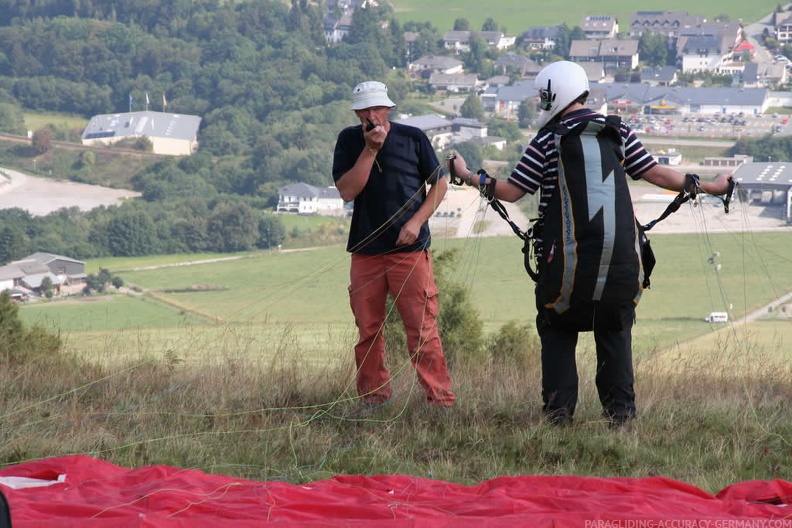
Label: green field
xmin=20 ymin=230 xmax=792 ymax=368
xmin=391 ymin=0 xmax=780 ymax=34
xmin=9 ymin=229 xmax=791 ymax=493
xmin=23 ymin=111 xmax=88 ymax=132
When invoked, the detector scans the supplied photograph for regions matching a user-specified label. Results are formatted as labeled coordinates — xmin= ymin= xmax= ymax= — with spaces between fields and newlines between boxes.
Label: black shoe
xmin=604 ymin=410 xmax=635 ymax=430
xmin=546 ymin=408 xmax=573 ymax=427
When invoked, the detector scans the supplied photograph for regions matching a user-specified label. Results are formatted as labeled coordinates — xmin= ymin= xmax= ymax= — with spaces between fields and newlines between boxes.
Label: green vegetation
xmin=5 ymin=228 xmax=791 ymax=491
xmin=20 ymin=231 xmax=792 ymax=365
xmin=1 ymin=1 xmax=791 ymax=493
xmin=3 ymin=291 xmax=790 ymax=492
xmin=23 ymin=111 xmax=87 ymax=133
xmin=392 ymin=0 xmax=780 ymax=35
xmin=1 ymin=0 xmax=785 ymax=266
xmin=20 ymin=294 xmax=207 ymax=332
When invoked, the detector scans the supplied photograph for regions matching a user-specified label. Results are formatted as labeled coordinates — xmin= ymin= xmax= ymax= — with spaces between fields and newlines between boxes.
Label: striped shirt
xmin=508 ymin=108 xmax=657 ymax=221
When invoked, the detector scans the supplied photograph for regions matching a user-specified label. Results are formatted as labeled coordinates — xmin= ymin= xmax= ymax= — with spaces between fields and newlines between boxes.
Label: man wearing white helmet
xmin=450 ymin=61 xmax=731 ymax=427
xmin=332 ymin=81 xmax=455 ymax=409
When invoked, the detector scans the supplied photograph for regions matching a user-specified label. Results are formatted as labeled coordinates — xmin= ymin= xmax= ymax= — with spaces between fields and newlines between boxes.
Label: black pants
xmin=536 ymin=300 xmax=637 ymax=421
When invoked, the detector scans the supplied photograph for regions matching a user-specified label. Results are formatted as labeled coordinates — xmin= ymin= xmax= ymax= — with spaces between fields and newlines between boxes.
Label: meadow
xmin=7 ymin=224 xmax=791 ymax=494
xmin=21 ymin=229 xmax=792 ymax=368
xmin=23 ymin=111 xmax=87 ymax=132
xmin=391 ymin=0 xmax=782 ymax=34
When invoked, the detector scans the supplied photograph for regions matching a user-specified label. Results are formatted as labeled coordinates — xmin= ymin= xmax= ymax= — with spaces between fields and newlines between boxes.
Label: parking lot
xmin=624 ymin=112 xmax=789 ymax=139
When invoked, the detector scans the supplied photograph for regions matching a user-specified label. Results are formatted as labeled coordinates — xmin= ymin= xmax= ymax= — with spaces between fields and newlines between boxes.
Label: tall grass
xmin=0 ymin=316 xmax=789 ymax=492
xmin=9 ymin=224 xmax=792 ymax=491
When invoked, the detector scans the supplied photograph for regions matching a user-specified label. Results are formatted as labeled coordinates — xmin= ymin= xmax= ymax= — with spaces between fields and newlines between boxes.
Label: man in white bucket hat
xmin=332 ymin=80 xmax=454 ymax=409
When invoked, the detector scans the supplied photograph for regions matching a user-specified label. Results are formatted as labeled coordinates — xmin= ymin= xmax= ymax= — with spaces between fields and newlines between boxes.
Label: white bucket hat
xmin=350 ymin=81 xmax=395 ymax=110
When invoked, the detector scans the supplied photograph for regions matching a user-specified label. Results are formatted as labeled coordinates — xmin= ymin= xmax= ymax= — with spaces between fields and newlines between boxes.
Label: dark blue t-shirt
xmin=332 ymin=121 xmax=442 ymax=255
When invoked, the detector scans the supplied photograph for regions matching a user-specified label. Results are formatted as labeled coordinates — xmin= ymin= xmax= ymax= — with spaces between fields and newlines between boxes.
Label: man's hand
xmin=448 ymin=152 xmax=472 ymax=185
xmin=395 ymin=218 xmax=421 ymax=246
xmin=700 ymin=173 xmax=733 ymax=196
xmin=362 ymin=118 xmax=386 ymax=152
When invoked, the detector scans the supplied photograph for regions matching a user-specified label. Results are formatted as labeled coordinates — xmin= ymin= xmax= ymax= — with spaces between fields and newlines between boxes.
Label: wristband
xmin=479 ymin=173 xmax=487 ymax=188
xmin=485 ymin=177 xmax=497 ymax=200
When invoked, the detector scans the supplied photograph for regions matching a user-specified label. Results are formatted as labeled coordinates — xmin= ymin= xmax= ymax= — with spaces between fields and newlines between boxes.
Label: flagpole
xmin=129 ymin=93 xmax=133 ymax=112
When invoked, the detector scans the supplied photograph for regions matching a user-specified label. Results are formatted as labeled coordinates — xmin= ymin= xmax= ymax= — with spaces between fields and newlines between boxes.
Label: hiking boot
xmin=545 ymin=408 xmax=573 ymax=427
xmin=608 ymin=415 xmax=633 ymax=431
xmin=604 ymin=409 xmax=635 ymax=430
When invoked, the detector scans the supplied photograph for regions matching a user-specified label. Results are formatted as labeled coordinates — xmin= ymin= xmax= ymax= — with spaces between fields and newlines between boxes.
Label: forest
xmin=0 ymin=0 xmax=786 ymax=262
xmin=0 ymin=0 xmax=538 ymax=261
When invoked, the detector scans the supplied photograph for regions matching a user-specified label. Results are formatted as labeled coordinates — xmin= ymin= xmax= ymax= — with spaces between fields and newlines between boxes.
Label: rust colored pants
xmin=349 ymin=250 xmax=454 ymax=406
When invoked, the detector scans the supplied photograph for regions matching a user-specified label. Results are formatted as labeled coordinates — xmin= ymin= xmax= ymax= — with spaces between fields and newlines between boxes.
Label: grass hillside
xmin=20 ymin=230 xmax=792 ymax=368
xmin=392 ymin=0 xmax=781 ymax=33
xmin=6 ymin=224 xmax=791 ymax=493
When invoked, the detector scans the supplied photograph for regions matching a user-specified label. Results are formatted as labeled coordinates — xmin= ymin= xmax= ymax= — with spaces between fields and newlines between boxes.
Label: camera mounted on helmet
xmin=533 ymin=61 xmax=590 ymax=129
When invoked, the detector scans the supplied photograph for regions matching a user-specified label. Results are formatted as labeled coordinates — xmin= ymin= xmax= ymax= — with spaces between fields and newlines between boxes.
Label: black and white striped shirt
xmin=508 ymin=108 xmax=657 ymax=220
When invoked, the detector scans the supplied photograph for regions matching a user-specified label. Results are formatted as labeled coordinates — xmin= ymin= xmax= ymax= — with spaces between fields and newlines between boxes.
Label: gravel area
xmin=0 ymin=167 xmax=140 ymax=216
xmin=429 ymin=181 xmax=788 ymax=238
xmin=1 ymin=165 xmax=785 ymax=233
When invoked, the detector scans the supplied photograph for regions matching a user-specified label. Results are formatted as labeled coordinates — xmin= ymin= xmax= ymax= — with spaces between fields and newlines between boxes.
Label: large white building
xmin=81 ymin=111 xmax=202 ymax=156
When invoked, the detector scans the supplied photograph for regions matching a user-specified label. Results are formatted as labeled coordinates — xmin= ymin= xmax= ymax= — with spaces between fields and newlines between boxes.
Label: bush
xmin=487 ymin=320 xmax=540 ymax=368
xmin=383 ymin=249 xmax=485 ymax=369
xmin=0 ymin=291 xmax=61 ymax=363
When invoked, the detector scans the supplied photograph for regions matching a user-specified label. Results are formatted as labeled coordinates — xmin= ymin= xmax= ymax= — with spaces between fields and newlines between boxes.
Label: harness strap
xmin=475 ymin=169 xmax=527 ymax=241
xmin=642 ymin=174 xmax=737 ymax=232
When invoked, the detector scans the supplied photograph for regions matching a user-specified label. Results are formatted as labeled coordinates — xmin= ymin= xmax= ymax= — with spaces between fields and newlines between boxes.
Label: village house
xmin=581 ymin=16 xmax=619 ymax=39
xmin=442 ymin=30 xmax=515 ymax=54
xmin=428 ymin=72 xmax=479 ymax=93
xmin=276 ymin=183 xmax=345 ymax=214
xmin=408 ymin=56 xmax=464 ymax=79
xmin=0 ymin=252 xmax=86 ymax=299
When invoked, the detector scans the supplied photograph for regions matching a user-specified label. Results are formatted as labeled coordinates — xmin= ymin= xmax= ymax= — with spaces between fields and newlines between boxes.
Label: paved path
xmin=429 ymin=185 xmax=529 ymax=238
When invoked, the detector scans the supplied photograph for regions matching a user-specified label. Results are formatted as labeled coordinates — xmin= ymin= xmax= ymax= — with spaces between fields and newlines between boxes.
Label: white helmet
xmin=533 ymin=61 xmax=589 ymax=129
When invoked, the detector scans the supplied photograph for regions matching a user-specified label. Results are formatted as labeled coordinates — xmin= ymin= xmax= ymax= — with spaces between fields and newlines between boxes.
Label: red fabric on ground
xmin=0 ymin=456 xmax=789 ymax=527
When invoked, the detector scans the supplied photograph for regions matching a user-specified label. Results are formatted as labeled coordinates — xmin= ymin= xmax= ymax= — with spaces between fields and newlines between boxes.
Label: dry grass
xmin=0 ymin=327 xmax=788 ymax=493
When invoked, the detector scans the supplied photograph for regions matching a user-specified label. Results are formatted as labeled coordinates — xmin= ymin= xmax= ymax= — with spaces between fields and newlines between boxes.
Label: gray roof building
xmin=629 ymin=11 xmax=705 ymax=38
xmin=598 ymin=83 xmax=769 ymax=114
xmin=640 ymin=66 xmax=679 ymax=86
xmin=25 ymin=252 xmax=85 ymax=276
xmin=82 ymin=111 xmax=201 ymax=156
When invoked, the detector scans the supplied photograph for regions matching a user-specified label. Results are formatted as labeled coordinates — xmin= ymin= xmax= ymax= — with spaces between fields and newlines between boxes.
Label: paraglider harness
xmin=447 ymin=156 xmax=737 ymax=284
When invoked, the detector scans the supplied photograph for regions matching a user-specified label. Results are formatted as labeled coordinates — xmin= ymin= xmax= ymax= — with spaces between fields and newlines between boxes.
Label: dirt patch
xmin=0 ymin=167 xmax=139 ymax=216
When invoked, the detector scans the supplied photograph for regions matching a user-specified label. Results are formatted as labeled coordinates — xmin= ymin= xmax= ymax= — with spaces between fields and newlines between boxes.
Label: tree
xmin=83 ymin=273 xmax=105 ymax=294
xmin=487 ymin=118 xmax=523 ymax=142
xmin=106 ymin=209 xmax=158 ymax=256
xmin=517 ymin=98 xmax=537 ymax=128
xmin=460 ymin=93 xmax=484 ymax=120
xmin=258 ymin=215 xmax=286 ymax=249
xmin=639 ymin=31 xmax=668 ymax=67
xmin=463 ymin=32 xmax=487 ymax=73
xmin=40 ymin=275 xmax=54 ymax=299
xmin=409 ymin=26 xmax=441 ymax=62
xmin=31 ymin=127 xmax=53 ymax=154
xmin=0 ymin=224 xmax=28 ymax=264
xmin=0 ymin=291 xmax=24 ymax=358
xmin=481 ymin=18 xmax=499 ymax=32
xmin=453 ymin=18 xmax=470 ymax=31
xmin=206 ymin=202 xmax=259 ymax=252
xmin=0 ymin=103 xmax=26 ymax=135
xmin=0 ymin=291 xmax=61 ymax=362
